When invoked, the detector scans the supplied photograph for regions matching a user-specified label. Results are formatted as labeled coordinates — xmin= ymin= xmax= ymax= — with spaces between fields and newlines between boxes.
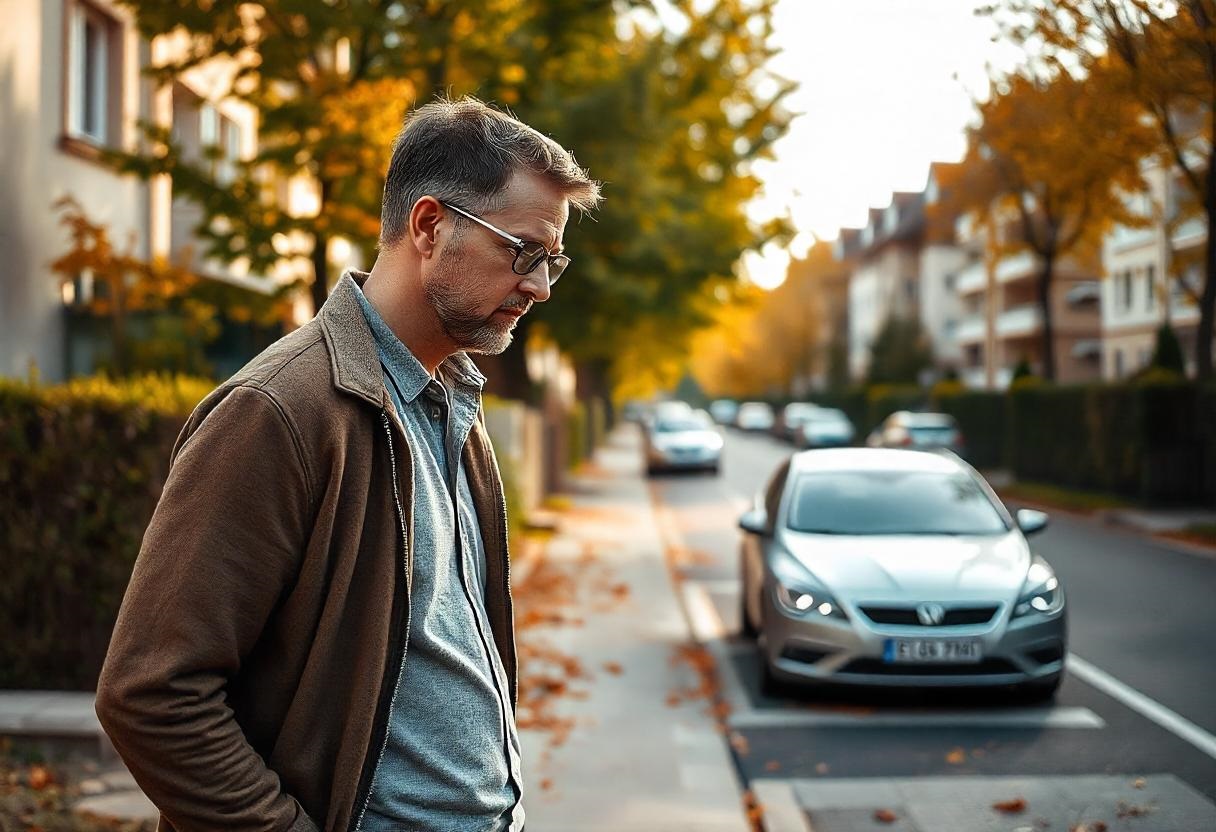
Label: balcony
xmin=1065 ymin=280 xmax=1101 ymax=306
xmin=1171 ymin=216 xmax=1206 ymax=250
xmin=996 ymin=304 xmax=1042 ymax=338
xmin=955 ymin=260 xmax=987 ymax=295
xmin=996 ymin=251 xmax=1037 ymax=284
xmin=955 ymin=314 xmax=987 ymax=345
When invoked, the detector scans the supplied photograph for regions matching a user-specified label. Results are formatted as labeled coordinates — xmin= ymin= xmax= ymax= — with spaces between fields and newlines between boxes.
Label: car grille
xmin=838 ymin=658 xmax=1020 ymax=677
xmin=860 ymin=605 xmax=999 ymax=627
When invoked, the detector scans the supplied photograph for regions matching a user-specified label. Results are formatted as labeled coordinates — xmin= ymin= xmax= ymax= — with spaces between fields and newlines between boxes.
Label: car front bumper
xmin=760 ymin=581 xmax=1066 ymax=688
xmin=646 ymin=446 xmax=721 ymax=470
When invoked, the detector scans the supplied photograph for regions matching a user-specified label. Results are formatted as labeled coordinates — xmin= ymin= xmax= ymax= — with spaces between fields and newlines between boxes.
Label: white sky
xmin=740 ymin=0 xmax=1028 ymax=288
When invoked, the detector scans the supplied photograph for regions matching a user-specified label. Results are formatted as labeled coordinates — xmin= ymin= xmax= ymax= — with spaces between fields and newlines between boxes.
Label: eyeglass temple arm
xmin=442 ymin=202 xmax=525 ymax=248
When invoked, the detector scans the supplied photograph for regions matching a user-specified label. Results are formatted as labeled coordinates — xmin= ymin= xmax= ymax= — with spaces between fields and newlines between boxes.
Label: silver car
xmin=644 ymin=410 xmax=723 ymax=475
xmin=739 ymin=448 xmax=1065 ymax=700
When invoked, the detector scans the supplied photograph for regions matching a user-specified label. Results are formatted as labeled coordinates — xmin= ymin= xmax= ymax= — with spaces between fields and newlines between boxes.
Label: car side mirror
xmin=1016 ymin=508 xmax=1049 ymax=536
xmin=739 ymin=508 xmax=769 ymax=536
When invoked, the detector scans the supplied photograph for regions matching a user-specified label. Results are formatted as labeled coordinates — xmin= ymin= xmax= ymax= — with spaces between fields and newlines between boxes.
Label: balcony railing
xmin=995 ymin=251 xmax=1038 ymax=284
xmin=956 ymin=261 xmax=986 ymax=295
xmin=955 ymin=314 xmax=987 ymax=344
xmin=996 ymin=304 xmax=1041 ymax=337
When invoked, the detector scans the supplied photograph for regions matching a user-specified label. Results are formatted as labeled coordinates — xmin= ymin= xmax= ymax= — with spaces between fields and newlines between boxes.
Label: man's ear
xmin=409 ymin=196 xmax=443 ymax=260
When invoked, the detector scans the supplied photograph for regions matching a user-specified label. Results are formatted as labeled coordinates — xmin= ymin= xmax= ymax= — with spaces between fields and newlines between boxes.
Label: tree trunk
xmin=476 ymin=317 xmax=536 ymax=402
xmin=309 ymin=179 xmax=334 ymax=316
xmin=1037 ymin=252 xmax=1057 ymax=382
xmin=310 ymin=232 xmax=330 ymax=316
xmin=1198 ymin=177 xmax=1216 ymax=380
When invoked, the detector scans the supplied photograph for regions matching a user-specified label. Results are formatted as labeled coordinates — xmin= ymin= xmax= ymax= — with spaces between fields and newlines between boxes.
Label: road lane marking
xmin=698 ymin=578 xmax=742 ymax=594
xmin=729 ymin=707 xmax=1104 ymax=730
xmin=751 ymin=780 xmax=807 ymax=832
xmin=1067 ymin=652 xmax=1216 ymax=761
xmin=682 ymin=580 xmax=727 ymax=642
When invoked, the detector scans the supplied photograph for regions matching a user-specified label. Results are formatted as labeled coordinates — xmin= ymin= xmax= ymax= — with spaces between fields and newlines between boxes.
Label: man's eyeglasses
xmin=440 ymin=201 xmax=570 ymax=285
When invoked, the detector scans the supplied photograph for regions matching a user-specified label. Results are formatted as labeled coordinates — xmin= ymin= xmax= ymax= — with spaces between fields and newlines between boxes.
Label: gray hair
xmin=379 ymin=95 xmax=602 ymax=249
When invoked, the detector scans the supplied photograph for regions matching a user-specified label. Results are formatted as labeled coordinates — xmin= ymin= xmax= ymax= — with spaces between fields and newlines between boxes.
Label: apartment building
xmin=840 ymin=168 xmax=968 ymax=383
xmin=0 ymin=0 xmax=335 ymax=382
xmin=1102 ymin=163 xmax=1206 ymax=379
xmin=951 ymin=213 xmax=1103 ymax=388
xmin=843 ymin=194 xmax=925 ymax=380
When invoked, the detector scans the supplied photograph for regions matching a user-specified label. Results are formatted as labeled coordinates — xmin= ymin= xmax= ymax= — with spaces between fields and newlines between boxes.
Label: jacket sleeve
xmin=95 ymin=385 xmax=320 ymax=832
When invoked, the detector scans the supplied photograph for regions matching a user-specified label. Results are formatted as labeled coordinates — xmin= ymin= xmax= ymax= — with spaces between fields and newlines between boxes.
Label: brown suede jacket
xmin=95 ymin=273 xmax=518 ymax=832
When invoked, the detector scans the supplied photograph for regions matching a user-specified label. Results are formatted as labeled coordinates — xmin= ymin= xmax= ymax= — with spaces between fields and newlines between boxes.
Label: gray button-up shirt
xmin=354 ymin=281 xmax=524 ymax=832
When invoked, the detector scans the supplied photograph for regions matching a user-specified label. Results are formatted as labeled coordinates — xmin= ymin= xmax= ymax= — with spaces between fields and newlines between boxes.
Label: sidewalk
xmin=0 ymin=426 xmax=750 ymax=831
xmin=513 ymin=426 xmax=751 ymax=831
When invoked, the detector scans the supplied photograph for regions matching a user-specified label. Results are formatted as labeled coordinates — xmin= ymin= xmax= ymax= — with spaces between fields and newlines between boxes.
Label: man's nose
xmin=518 ymin=268 xmax=552 ymax=303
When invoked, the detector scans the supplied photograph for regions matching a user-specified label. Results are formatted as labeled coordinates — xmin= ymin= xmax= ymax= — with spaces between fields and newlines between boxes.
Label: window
xmin=1120 ymin=270 xmax=1134 ymax=311
xmin=944 ymin=273 xmax=956 ymax=291
xmin=1114 ymin=349 xmax=1125 ymax=377
xmin=67 ymin=2 xmax=119 ymax=145
xmin=1145 ymin=265 xmax=1156 ymax=312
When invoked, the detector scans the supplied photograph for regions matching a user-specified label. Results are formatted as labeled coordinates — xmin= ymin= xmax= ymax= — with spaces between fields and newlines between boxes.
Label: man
xmin=95 ymin=96 xmax=601 ymax=832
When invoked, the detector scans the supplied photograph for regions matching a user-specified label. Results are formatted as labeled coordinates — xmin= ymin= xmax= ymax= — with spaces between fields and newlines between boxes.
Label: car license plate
xmin=883 ymin=639 xmax=983 ymax=664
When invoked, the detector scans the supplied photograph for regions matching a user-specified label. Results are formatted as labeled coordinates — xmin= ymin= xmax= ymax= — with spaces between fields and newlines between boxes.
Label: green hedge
xmin=0 ymin=375 xmax=212 ymax=690
xmin=935 ymin=390 xmax=1006 ymax=469
xmin=1007 ymin=381 xmax=1209 ymax=503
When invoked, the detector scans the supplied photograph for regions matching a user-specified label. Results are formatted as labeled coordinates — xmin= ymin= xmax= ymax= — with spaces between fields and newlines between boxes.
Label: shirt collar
xmin=348 ymin=271 xmax=486 ymax=402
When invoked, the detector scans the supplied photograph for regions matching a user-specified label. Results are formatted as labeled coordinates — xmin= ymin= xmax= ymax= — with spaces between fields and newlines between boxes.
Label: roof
xmin=789 ymin=447 xmax=963 ymax=475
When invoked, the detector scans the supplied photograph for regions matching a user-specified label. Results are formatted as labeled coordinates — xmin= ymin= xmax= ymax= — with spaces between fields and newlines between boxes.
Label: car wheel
xmin=1016 ymin=676 xmax=1061 ymax=703
xmin=706 ymin=464 xmax=720 ymax=476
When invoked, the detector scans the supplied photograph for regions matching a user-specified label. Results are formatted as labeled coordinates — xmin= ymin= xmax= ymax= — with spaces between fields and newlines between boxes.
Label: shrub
xmin=0 ymin=375 xmax=212 ymax=690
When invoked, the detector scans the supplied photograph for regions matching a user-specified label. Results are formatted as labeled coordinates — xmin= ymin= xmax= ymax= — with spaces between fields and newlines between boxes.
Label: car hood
xmin=780 ymin=529 xmax=1029 ymax=603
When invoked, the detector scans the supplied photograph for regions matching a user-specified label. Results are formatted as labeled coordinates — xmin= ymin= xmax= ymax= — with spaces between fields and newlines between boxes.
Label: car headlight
xmin=1013 ymin=557 xmax=1064 ymax=618
xmin=770 ymin=549 xmax=847 ymax=620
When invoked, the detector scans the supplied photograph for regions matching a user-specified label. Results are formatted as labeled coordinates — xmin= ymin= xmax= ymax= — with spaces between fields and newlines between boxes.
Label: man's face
xmin=424 ymin=170 xmax=570 ymax=355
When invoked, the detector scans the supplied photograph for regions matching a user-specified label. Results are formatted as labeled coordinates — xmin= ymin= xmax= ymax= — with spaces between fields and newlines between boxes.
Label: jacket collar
xmin=318 ymin=272 xmax=388 ymax=409
xmin=318 ymin=271 xmax=487 ymax=409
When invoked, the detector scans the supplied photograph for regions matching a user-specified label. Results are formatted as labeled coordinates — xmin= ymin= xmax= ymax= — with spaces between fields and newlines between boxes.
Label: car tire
xmin=706 ymin=464 xmax=720 ymax=476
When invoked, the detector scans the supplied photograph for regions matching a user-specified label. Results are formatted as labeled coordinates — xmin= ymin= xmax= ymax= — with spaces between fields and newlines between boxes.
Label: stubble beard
xmin=425 ymin=249 xmax=519 ymax=356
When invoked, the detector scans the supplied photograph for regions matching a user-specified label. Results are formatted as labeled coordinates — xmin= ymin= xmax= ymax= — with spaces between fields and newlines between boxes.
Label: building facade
xmin=1 ymin=0 xmax=343 ymax=382
xmin=1101 ymin=162 xmax=1206 ymax=380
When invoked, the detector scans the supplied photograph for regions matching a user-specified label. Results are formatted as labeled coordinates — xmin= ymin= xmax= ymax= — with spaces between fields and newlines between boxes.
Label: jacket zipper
xmin=490 ymin=455 xmax=518 ymax=709
xmin=351 ymin=411 xmax=413 ymax=832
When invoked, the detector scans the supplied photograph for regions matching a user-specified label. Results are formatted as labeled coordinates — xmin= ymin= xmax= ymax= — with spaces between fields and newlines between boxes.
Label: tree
xmin=867 ymin=316 xmax=933 ymax=386
xmin=112 ymin=0 xmax=625 ymax=316
xmin=985 ymin=0 xmax=1216 ymax=378
xmin=50 ymin=196 xmax=294 ymax=377
xmin=112 ymin=1 xmax=793 ymax=407
xmin=521 ymin=0 xmax=794 ymax=409
xmin=1151 ymin=322 xmax=1188 ymax=373
xmin=943 ymin=67 xmax=1153 ymax=380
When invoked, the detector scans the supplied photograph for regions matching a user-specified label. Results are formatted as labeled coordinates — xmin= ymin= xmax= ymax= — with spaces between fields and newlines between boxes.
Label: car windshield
xmin=786 ymin=470 xmax=1008 ymax=535
xmin=808 ymin=410 xmax=848 ymax=425
xmin=655 ymin=415 xmax=711 ymax=433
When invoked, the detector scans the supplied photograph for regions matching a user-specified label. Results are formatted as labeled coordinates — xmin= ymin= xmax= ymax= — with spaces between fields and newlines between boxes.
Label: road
xmin=645 ymin=425 xmax=1216 ymax=832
